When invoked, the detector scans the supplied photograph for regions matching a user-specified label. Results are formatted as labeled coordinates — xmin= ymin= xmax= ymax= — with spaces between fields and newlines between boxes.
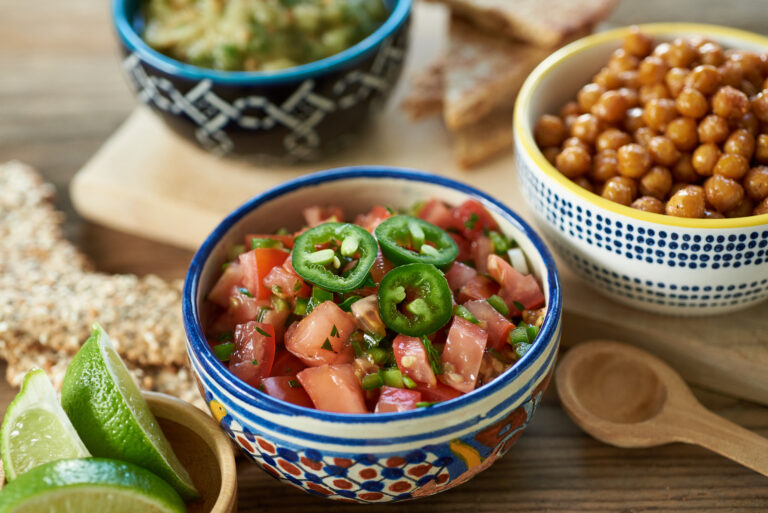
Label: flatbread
xmin=401 ymin=61 xmax=445 ymax=120
xmin=429 ymin=0 xmax=618 ymax=48
xmin=443 ymin=17 xmax=548 ymax=130
xmin=453 ymin=106 xmax=515 ymax=169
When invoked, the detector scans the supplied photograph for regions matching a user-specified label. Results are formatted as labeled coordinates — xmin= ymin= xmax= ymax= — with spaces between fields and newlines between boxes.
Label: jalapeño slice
xmin=375 ymin=215 xmax=458 ymax=267
xmin=377 ymin=263 xmax=452 ymax=336
xmin=292 ymin=222 xmax=377 ymax=293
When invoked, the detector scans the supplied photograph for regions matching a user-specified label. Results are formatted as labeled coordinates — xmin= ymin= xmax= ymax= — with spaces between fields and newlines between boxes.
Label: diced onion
xmin=507 ymin=248 xmax=530 ymax=275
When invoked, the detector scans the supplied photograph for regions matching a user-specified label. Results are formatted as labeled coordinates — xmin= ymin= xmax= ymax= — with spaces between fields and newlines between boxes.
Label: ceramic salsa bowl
xmin=112 ymin=0 xmax=410 ymax=163
xmin=514 ymin=23 xmax=768 ymax=316
xmin=182 ymin=167 xmax=562 ymax=503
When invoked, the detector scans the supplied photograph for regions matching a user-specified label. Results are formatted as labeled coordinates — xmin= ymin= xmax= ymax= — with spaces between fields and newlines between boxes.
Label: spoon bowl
xmin=556 ymin=340 xmax=768 ymax=475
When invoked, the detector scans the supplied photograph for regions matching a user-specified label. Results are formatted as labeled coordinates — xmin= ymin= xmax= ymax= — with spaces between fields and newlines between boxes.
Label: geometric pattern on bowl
xmin=122 ymin=35 xmax=406 ymax=161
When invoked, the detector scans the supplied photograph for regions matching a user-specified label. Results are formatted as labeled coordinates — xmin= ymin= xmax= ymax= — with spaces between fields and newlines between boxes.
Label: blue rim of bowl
xmin=112 ymin=0 xmax=411 ymax=84
xmin=183 ymin=166 xmax=562 ymax=424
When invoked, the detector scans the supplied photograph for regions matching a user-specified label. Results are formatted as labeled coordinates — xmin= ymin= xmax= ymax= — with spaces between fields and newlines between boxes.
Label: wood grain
xmin=2 ymin=0 xmax=768 ymax=511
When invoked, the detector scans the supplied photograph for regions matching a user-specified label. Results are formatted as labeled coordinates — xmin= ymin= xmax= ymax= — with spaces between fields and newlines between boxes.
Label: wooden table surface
xmin=2 ymin=0 xmax=768 ymax=511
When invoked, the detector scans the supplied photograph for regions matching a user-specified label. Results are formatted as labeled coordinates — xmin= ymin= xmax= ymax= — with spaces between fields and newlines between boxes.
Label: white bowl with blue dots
xmin=514 ymin=23 xmax=768 ymax=316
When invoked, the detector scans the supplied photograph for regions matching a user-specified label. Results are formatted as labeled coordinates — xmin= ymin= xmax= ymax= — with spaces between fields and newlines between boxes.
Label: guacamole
xmin=142 ymin=0 xmax=390 ymax=72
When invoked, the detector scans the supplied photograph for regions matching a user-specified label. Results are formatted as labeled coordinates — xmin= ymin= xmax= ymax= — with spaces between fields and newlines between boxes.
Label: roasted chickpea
xmin=754 ymin=197 xmax=768 ymax=215
xmin=563 ymin=114 xmax=578 ymax=132
xmin=596 ymin=128 xmax=632 ymax=152
xmin=592 ymin=90 xmax=629 ymax=122
xmin=665 ymin=185 xmax=706 ymax=218
xmin=653 ymin=42 xmax=672 ymax=60
xmin=665 ymin=117 xmax=699 ymax=151
xmin=542 ymin=146 xmax=560 ymax=165
xmin=692 ymin=143 xmax=722 ymax=176
xmin=756 ymin=134 xmax=768 ymax=164
xmin=684 ymin=64 xmax=721 ymax=94
xmin=563 ymin=136 xmax=590 ymax=151
xmin=704 ymin=209 xmax=726 ymax=219
xmin=609 ymin=48 xmax=639 ymax=72
xmin=665 ymin=67 xmax=689 ymax=96
xmin=741 ymin=79 xmax=759 ymax=98
xmin=647 ymin=135 xmax=681 ymax=166
xmin=672 ymin=154 xmax=699 ymax=183
xmin=571 ymin=113 xmax=601 ymax=144
xmin=577 ymin=83 xmax=606 ymax=112
xmin=593 ymin=67 xmax=624 ymax=90
xmin=713 ymin=153 xmax=750 ymax=180
xmin=634 ymin=126 xmax=657 ymax=147
xmin=725 ymin=197 xmax=754 ymax=218
xmin=573 ymin=176 xmax=594 ymax=192
xmin=560 ymin=101 xmax=581 ymax=118
xmin=697 ymin=114 xmax=730 ymax=143
xmin=617 ymin=87 xmax=640 ymax=108
xmin=732 ymin=111 xmax=759 ymax=135
xmin=617 ymin=143 xmax=652 ymax=178
xmin=631 ymin=196 xmax=665 ymax=213
xmin=751 ymin=90 xmax=768 ymax=122
xmin=643 ymin=98 xmax=677 ymax=131
xmin=704 ymin=174 xmax=744 ymax=212
xmin=535 ymin=115 xmax=567 ymax=147
xmin=637 ymin=56 xmax=669 ymax=85
xmin=723 ymin=128 xmax=755 ymax=159
xmin=711 ymin=85 xmax=750 ymax=118
xmin=698 ymin=41 xmax=725 ymax=66
xmin=667 ymin=38 xmax=697 ymax=68
xmin=639 ymin=166 xmax=673 ymax=199
xmin=718 ymin=61 xmax=743 ymax=88
xmin=556 ymin=146 xmax=592 ymax=178
xmin=639 ymin=83 xmax=671 ymax=104
xmin=728 ymin=51 xmax=763 ymax=85
xmin=624 ymin=107 xmax=646 ymax=132
xmin=590 ymin=150 xmax=619 ymax=182
xmin=619 ymin=70 xmax=640 ymax=89
xmin=624 ymin=26 xmax=654 ymax=58
xmin=602 ymin=176 xmax=638 ymax=205
xmin=669 ymin=182 xmax=690 ymax=197
xmin=675 ymin=88 xmax=709 ymax=118
xmin=743 ymin=166 xmax=768 ymax=201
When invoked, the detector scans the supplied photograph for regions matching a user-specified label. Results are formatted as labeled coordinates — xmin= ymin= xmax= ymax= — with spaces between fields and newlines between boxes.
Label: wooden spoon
xmin=556 ymin=339 xmax=768 ymax=477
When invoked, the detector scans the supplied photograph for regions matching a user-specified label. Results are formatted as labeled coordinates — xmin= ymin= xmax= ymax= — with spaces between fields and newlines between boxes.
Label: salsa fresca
xmin=203 ymin=199 xmax=546 ymax=414
xmin=142 ymin=0 xmax=389 ymax=72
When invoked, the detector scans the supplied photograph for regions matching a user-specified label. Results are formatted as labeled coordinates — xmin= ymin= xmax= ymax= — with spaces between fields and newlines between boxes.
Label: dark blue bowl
xmin=112 ymin=0 xmax=411 ymax=163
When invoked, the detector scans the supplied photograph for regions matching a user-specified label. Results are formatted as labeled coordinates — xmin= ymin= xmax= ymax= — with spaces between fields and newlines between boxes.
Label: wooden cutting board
xmin=71 ymin=3 xmax=768 ymax=406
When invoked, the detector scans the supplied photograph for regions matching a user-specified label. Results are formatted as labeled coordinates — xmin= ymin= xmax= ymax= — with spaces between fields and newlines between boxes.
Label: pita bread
xmin=430 ymin=0 xmax=618 ymax=48
xmin=443 ymin=17 xmax=548 ymax=130
xmin=401 ymin=61 xmax=445 ymax=120
xmin=453 ymin=106 xmax=515 ymax=168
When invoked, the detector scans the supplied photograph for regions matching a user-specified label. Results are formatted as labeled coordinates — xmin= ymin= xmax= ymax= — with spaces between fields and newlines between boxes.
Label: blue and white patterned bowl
xmin=182 ymin=167 xmax=562 ymax=503
xmin=112 ymin=0 xmax=410 ymax=163
xmin=514 ymin=23 xmax=768 ymax=316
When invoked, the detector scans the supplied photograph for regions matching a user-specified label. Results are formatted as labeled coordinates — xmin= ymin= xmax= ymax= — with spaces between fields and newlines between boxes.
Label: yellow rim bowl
xmin=514 ymin=22 xmax=768 ymax=230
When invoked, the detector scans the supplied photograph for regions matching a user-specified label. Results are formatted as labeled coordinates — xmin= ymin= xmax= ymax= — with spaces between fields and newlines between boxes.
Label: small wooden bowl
xmin=145 ymin=391 xmax=238 ymax=513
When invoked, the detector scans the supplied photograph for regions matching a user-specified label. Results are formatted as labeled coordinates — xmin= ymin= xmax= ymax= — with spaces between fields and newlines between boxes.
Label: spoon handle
xmin=675 ymin=405 xmax=768 ymax=477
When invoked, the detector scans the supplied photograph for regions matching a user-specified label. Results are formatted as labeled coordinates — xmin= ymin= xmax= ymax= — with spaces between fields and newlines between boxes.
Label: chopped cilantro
xmin=254 ymin=326 xmax=271 ymax=338
xmin=330 ymin=324 xmax=339 ymax=337
xmin=293 ymin=281 xmax=303 ymax=292
xmin=421 ymin=337 xmax=443 ymax=375
xmin=251 ymin=359 xmax=259 ymax=366
xmin=464 ymin=213 xmax=479 ymax=230
xmin=216 ymin=331 xmax=234 ymax=342
xmin=288 ymin=379 xmax=301 ymax=389
xmin=256 ymin=306 xmax=271 ymax=322
xmin=513 ymin=301 xmax=525 ymax=312
xmin=238 ymin=287 xmax=253 ymax=298
xmin=321 ymin=338 xmax=336 ymax=352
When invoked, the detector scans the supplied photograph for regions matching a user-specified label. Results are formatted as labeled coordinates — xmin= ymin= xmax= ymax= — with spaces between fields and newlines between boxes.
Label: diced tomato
xmin=258 ymin=307 xmax=291 ymax=344
xmin=374 ymin=386 xmax=422 ymax=413
xmin=450 ymin=199 xmax=499 ymax=241
xmin=471 ymin=236 xmax=494 ymax=274
xmin=457 ymin=275 xmax=499 ymax=304
xmin=440 ymin=317 xmax=487 ymax=393
xmin=244 ymin=234 xmax=294 ymax=250
xmin=264 ymin=266 xmax=309 ymax=301
xmin=261 ymin=376 xmax=314 ymax=408
xmin=415 ymin=381 xmax=462 ymax=403
xmin=417 ymin=198 xmax=452 ymax=229
xmin=355 ymin=205 xmax=392 ymax=233
xmin=449 ymin=233 xmax=472 ymax=262
xmin=239 ymin=248 xmax=289 ymax=300
xmin=463 ymin=300 xmax=514 ymax=351
xmin=303 ymin=206 xmax=344 ymax=227
xmin=297 ymin=364 xmax=368 ymax=413
xmin=208 ymin=262 xmax=243 ymax=308
xmin=393 ymin=335 xmax=436 ymax=387
xmin=369 ymin=250 xmax=395 ymax=285
xmin=229 ymin=322 xmax=276 ymax=388
xmin=487 ymin=254 xmax=545 ymax=315
xmin=445 ymin=262 xmax=478 ymax=291
xmin=271 ymin=350 xmax=307 ymax=377
xmin=228 ymin=291 xmax=270 ymax=325
xmin=285 ymin=301 xmax=356 ymax=367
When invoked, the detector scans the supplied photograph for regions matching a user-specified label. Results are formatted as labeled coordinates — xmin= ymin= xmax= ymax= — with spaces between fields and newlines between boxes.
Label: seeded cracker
xmin=0 ymin=161 xmax=203 ymax=408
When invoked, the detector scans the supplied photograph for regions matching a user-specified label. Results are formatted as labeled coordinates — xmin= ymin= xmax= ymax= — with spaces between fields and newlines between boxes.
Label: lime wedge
xmin=0 ymin=458 xmax=185 ymax=513
xmin=61 ymin=324 xmax=199 ymax=501
xmin=0 ymin=369 xmax=90 ymax=481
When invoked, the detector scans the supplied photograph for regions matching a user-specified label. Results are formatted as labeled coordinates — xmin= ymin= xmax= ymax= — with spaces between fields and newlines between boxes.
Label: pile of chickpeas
xmin=534 ymin=27 xmax=768 ymax=218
